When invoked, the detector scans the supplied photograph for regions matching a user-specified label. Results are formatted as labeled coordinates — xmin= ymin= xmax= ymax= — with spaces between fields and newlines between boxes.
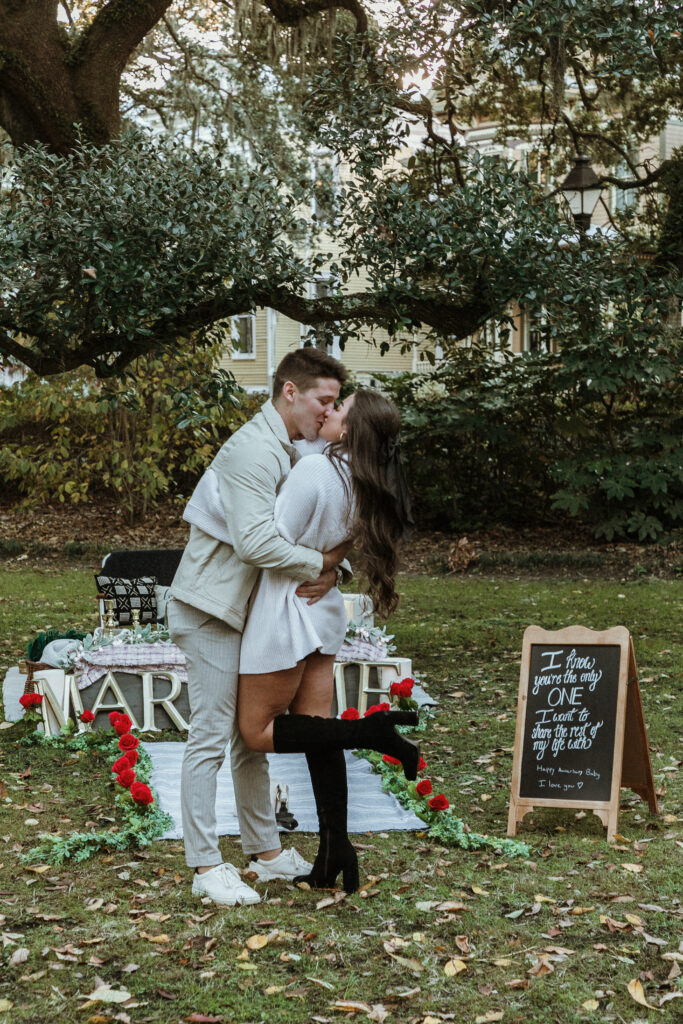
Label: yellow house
xmin=222 ymin=114 xmax=683 ymax=389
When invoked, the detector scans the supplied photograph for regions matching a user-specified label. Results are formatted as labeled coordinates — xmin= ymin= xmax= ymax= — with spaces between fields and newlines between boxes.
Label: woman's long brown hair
xmin=328 ymin=389 xmax=404 ymax=618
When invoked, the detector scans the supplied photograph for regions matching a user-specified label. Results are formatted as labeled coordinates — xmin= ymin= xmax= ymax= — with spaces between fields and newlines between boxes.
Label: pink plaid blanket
xmin=335 ymin=639 xmax=390 ymax=663
xmin=74 ymin=642 xmax=188 ymax=690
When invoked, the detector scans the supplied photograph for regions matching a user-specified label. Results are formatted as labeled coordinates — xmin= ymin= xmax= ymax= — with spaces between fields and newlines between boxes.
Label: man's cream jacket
xmin=170 ymin=400 xmax=324 ymax=631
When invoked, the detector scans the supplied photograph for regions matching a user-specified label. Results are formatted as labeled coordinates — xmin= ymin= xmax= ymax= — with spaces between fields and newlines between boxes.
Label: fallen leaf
xmin=493 ymin=958 xmax=512 ymax=967
xmin=527 ymin=956 xmax=555 ymax=977
xmin=622 ymin=863 xmax=643 ymax=874
xmin=471 ymin=886 xmax=488 ymax=896
xmin=0 ymin=1001 xmax=12 ymax=1012
xmin=506 ymin=978 xmax=529 ymax=990
xmin=388 ymin=953 xmax=424 ymax=973
xmin=534 ymin=894 xmax=555 ymax=903
xmin=582 ymin=999 xmax=599 ymax=1010
xmin=332 ymin=1001 xmax=388 ymax=1022
xmin=444 ymin=958 xmax=467 ymax=976
xmin=626 ymin=978 xmax=659 ymax=1010
xmin=455 ymin=935 xmax=471 ymax=954
xmin=139 ymin=931 xmax=171 ymax=944
xmin=474 ymin=1013 xmax=504 ymax=1023
xmin=82 ymin=986 xmax=131 ymax=1004
xmin=9 ymin=947 xmax=29 ymax=967
xmin=601 ymin=915 xmax=631 ymax=932
xmin=659 ymin=992 xmax=682 ymax=1007
xmin=306 ymin=977 xmax=335 ymax=991
xmin=246 ymin=934 xmax=269 ymax=950
xmin=569 ymin=906 xmax=594 ymax=915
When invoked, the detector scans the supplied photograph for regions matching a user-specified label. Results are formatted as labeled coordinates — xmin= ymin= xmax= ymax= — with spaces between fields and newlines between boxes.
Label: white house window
xmin=311 ymin=152 xmax=338 ymax=227
xmin=526 ymin=149 xmax=550 ymax=185
xmin=523 ymin=307 xmax=552 ymax=353
xmin=231 ymin=314 xmax=256 ymax=359
xmin=612 ymin=157 xmax=638 ymax=213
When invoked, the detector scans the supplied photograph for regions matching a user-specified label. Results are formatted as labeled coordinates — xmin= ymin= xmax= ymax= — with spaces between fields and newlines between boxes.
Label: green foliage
xmin=383 ymin=239 xmax=682 ymax=540
xmin=0 ymin=342 xmax=264 ymax=520
xmin=0 ymin=131 xmax=315 ymax=375
xmin=382 ymin=354 xmax=564 ymax=529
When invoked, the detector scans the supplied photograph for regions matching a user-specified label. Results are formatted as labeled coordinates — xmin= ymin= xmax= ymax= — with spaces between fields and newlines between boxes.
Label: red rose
xmin=118 ymin=734 xmax=139 ymax=751
xmin=114 ymin=714 xmax=133 ymax=736
xmin=341 ymin=707 xmax=360 ymax=720
xmin=130 ymin=781 xmax=154 ymax=806
xmin=390 ymin=678 xmax=414 ymax=698
xmin=364 ymin=702 xmax=391 ymax=717
xmin=111 ymin=755 xmax=132 ymax=774
xmin=125 ymin=750 xmax=139 ymax=767
xmin=80 ymin=709 xmax=95 ymax=723
xmin=19 ymin=693 xmax=43 ymax=708
xmin=416 ymin=778 xmax=433 ymax=797
xmin=116 ymin=768 xmax=136 ymax=788
xmin=108 ymin=711 xmax=122 ymax=726
xmin=428 ymin=793 xmax=449 ymax=811
xmin=382 ymin=754 xmax=402 ymax=766
xmin=418 ymin=756 xmax=427 ymax=773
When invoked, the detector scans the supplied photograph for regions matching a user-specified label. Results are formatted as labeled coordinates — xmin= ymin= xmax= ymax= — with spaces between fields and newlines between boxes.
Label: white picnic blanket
xmin=144 ymin=744 xmax=425 ymax=838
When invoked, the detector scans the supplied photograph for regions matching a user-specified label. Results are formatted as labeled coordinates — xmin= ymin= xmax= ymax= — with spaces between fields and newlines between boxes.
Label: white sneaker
xmin=192 ymin=862 xmax=261 ymax=906
xmin=249 ymin=848 xmax=313 ymax=882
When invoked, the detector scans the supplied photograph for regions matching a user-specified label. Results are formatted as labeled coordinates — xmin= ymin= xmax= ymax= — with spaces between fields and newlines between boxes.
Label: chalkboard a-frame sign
xmin=507 ymin=626 xmax=658 ymax=840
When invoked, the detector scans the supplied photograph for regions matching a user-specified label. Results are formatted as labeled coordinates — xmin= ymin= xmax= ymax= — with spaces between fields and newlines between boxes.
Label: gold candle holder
xmin=131 ymin=607 xmax=141 ymax=630
xmin=103 ymin=599 xmax=118 ymax=637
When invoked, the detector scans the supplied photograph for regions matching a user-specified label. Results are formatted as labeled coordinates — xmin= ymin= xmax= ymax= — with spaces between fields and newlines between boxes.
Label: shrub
xmin=0 ymin=341 xmax=266 ymax=521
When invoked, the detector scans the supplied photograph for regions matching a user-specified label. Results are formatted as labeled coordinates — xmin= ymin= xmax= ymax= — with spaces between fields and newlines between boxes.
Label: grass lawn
xmin=0 ymin=565 xmax=681 ymax=1024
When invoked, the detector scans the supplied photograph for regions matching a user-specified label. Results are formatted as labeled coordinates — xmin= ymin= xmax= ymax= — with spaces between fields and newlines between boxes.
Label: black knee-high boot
xmin=295 ymin=749 xmax=359 ymax=892
xmin=272 ymin=709 xmax=420 ymax=780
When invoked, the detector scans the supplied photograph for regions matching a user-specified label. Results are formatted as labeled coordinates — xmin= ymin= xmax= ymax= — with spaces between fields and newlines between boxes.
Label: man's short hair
xmin=272 ymin=347 xmax=347 ymax=398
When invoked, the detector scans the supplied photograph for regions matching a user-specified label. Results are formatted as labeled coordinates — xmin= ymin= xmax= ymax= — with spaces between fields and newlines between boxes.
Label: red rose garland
xmin=106 ymin=711 xmax=154 ymax=809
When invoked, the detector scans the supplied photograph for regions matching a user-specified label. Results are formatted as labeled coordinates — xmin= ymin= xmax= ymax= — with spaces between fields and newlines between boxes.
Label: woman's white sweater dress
xmin=239 ymin=454 xmax=353 ymax=674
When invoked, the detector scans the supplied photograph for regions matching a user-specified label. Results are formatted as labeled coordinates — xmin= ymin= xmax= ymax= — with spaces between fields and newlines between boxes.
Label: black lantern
xmin=561 ymin=155 xmax=602 ymax=233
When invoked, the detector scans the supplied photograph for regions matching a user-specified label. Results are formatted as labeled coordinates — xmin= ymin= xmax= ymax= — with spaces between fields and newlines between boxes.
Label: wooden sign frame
xmin=508 ymin=625 xmax=657 ymax=840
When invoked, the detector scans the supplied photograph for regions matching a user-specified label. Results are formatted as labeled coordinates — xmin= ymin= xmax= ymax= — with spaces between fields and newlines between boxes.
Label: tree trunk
xmin=0 ymin=0 xmax=175 ymax=151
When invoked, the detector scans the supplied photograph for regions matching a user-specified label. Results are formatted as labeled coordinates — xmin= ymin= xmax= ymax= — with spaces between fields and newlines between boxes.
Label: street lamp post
xmin=560 ymin=154 xmax=603 ymax=233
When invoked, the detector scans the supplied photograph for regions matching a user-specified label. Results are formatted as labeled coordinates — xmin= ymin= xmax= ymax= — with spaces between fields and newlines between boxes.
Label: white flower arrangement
xmin=58 ymin=624 xmax=171 ymax=673
xmin=343 ymin=620 xmax=396 ymax=655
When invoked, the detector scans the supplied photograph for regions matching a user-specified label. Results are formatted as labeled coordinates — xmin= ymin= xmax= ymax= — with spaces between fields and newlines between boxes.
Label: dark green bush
xmin=382 ymin=331 xmax=682 ymax=541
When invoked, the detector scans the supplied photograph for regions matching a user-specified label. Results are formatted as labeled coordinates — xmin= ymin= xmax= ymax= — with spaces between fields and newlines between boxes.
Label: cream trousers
xmin=167 ymin=598 xmax=280 ymax=867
